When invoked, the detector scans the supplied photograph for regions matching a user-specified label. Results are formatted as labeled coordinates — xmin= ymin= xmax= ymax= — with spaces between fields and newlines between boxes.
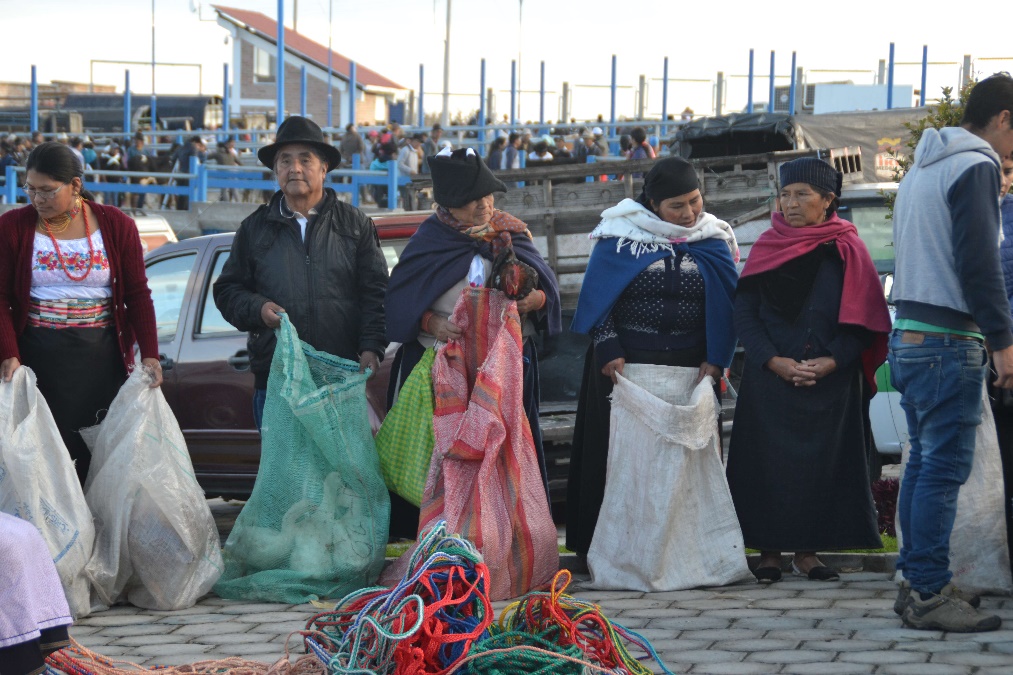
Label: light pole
xmin=150 ymin=0 xmax=157 ymax=133
xmin=517 ymin=0 xmax=522 ymax=122
xmin=327 ymin=0 xmax=333 ymax=128
xmin=441 ymin=0 xmax=451 ymax=128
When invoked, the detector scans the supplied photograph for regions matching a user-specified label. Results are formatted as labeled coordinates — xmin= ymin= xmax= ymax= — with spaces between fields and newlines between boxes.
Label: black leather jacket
xmin=213 ymin=189 xmax=389 ymax=389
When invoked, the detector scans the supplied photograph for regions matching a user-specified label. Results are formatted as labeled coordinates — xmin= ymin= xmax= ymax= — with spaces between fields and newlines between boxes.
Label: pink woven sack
xmin=419 ymin=288 xmax=558 ymax=600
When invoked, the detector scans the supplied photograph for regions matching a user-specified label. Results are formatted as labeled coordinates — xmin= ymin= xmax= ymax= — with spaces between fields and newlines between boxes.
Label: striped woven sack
xmin=375 ymin=348 xmax=437 ymax=507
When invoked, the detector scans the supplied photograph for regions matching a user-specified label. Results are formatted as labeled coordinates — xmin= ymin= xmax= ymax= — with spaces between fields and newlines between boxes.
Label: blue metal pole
xmin=539 ymin=61 xmax=545 ymax=132
xmin=920 ymin=45 xmax=928 ymax=107
xmin=479 ymin=58 xmax=487 ymax=151
xmin=387 ymin=161 xmax=398 ymax=210
xmin=747 ymin=49 xmax=755 ymax=113
xmin=610 ymin=54 xmax=617 ymax=150
xmin=124 ymin=70 xmax=131 ymax=138
xmin=661 ymin=57 xmax=669 ymax=138
xmin=349 ymin=61 xmax=357 ymax=127
xmin=351 ymin=154 xmax=360 ymax=207
xmin=300 ymin=65 xmax=307 ymax=117
xmin=327 ymin=0 xmax=333 ymax=129
xmin=510 ymin=60 xmax=517 ymax=126
xmin=223 ymin=63 xmax=230 ymax=140
xmin=769 ymin=51 xmax=775 ymax=113
xmin=30 ymin=65 xmax=38 ymax=133
xmin=788 ymin=52 xmax=797 ymax=115
xmin=276 ymin=0 xmax=285 ymax=125
xmin=418 ymin=64 xmax=424 ymax=127
xmin=887 ymin=42 xmax=896 ymax=110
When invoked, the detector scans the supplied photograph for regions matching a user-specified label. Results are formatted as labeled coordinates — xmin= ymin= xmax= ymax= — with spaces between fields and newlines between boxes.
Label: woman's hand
xmin=796 ymin=357 xmax=837 ymax=382
xmin=515 ymin=290 xmax=545 ymax=315
xmin=698 ymin=361 xmax=722 ymax=384
xmin=428 ymin=315 xmax=463 ymax=343
xmin=141 ymin=357 xmax=163 ymax=388
xmin=1 ymin=357 xmax=20 ymax=383
xmin=602 ymin=357 xmax=625 ymax=384
xmin=766 ymin=356 xmax=817 ymax=387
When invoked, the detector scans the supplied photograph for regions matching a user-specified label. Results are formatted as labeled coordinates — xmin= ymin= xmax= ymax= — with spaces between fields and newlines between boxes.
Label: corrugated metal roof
xmin=213 ymin=5 xmax=406 ymax=91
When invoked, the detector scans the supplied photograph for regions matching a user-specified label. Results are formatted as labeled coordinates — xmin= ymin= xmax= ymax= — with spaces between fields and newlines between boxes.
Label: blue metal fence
xmin=3 ymin=155 xmax=408 ymax=210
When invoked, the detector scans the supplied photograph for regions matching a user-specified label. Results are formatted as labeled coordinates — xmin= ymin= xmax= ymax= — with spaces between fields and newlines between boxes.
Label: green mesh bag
xmin=374 ymin=348 xmax=436 ymax=507
xmin=214 ymin=315 xmax=390 ymax=602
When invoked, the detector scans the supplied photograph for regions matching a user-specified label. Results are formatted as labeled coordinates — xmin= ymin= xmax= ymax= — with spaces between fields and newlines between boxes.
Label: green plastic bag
xmin=375 ymin=349 xmax=436 ymax=507
xmin=214 ymin=315 xmax=389 ymax=603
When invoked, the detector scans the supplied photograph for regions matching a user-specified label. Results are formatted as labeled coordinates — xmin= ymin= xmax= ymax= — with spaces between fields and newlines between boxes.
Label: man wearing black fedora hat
xmin=214 ymin=116 xmax=389 ymax=430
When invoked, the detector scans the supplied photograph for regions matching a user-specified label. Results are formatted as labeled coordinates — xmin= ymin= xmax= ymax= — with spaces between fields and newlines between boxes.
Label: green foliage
xmin=883 ymin=80 xmax=977 ymax=218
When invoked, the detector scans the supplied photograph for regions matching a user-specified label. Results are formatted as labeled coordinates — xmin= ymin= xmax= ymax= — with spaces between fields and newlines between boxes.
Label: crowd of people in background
xmin=0 ymin=118 xmax=668 ymax=212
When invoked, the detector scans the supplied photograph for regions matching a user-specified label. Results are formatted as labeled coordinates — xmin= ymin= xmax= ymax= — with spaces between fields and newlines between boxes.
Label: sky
xmin=1 ymin=0 xmax=1006 ymax=121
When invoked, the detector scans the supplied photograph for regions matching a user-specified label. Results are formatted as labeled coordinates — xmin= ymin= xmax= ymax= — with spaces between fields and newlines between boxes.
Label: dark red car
xmin=144 ymin=214 xmax=577 ymax=502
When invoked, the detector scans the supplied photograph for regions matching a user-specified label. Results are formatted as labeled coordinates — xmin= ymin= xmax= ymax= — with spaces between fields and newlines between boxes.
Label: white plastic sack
xmin=587 ymin=364 xmax=753 ymax=591
xmin=895 ymin=384 xmax=1012 ymax=595
xmin=0 ymin=367 xmax=95 ymax=618
xmin=82 ymin=369 xmax=223 ymax=610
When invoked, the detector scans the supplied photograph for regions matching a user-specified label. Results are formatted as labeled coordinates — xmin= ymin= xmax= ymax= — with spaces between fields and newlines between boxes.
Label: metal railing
xmin=3 ymin=155 xmax=410 ymax=210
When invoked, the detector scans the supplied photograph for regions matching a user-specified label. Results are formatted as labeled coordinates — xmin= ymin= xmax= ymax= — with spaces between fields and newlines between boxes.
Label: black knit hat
xmin=636 ymin=156 xmax=700 ymax=208
xmin=258 ymin=116 xmax=342 ymax=171
xmin=779 ymin=157 xmax=843 ymax=197
xmin=429 ymin=148 xmax=507 ymax=208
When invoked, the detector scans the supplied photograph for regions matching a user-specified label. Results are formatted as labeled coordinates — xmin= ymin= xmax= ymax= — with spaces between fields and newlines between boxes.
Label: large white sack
xmin=83 ymin=369 xmax=223 ymax=610
xmin=0 ymin=366 xmax=95 ymax=618
xmin=895 ymin=384 xmax=1012 ymax=595
xmin=587 ymin=364 xmax=753 ymax=591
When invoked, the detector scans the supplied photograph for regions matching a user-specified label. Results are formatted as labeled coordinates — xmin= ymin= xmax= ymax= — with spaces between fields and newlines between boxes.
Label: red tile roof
xmin=213 ymin=5 xmax=406 ymax=91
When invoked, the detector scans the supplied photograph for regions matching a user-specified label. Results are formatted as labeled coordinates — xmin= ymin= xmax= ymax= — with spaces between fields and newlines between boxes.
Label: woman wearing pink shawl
xmin=726 ymin=158 xmax=891 ymax=584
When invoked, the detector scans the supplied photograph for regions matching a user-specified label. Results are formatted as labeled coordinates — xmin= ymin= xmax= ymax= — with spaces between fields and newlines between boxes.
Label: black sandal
xmin=792 ymin=561 xmax=840 ymax=581
xmin=753 ymin=566 xmax=782 ymax=583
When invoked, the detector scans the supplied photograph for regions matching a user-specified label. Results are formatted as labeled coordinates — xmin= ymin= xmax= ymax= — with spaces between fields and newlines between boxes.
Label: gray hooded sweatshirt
xmin=892 ymin=126 xmax=1013 ymax=350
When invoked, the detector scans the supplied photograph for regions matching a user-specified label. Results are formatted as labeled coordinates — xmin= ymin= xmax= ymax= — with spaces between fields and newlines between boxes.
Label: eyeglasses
xmin=22 ymin=183 xmax=68 ymax=200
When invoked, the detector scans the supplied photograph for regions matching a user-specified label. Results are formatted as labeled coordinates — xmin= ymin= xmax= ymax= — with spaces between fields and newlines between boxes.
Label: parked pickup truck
xmin=144 ymin=214 xmax=576 ymax=503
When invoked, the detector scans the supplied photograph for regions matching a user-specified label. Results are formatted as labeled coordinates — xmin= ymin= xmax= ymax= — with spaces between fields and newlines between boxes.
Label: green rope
xmin=461 ymin=631 xmax=587 ymax=675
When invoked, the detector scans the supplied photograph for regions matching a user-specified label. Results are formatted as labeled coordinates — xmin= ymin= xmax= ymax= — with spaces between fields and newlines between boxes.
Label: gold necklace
xmin=36 ymin=197 xmax=81 ymax=235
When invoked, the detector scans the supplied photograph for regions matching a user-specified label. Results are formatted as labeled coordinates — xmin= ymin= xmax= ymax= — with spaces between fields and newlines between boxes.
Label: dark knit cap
xmin=779 ymin=157 xmax=843 ymax=197
xmin=429 ymin=149 xmax=507 ymax=208
xmin=636 ymin=157 xmax=700 ymax=208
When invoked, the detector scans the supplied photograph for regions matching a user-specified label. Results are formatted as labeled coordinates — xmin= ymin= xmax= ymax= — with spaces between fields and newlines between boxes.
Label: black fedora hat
xmin=257 ymin=116 xmax=341 ymax=171
xmin=429 ymin=148 xmax=507 ymax=208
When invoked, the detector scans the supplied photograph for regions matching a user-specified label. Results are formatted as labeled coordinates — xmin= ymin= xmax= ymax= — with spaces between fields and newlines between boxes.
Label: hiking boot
xmin=894 ymin=580 xmax=981 ymax=616
xmin=902 ymin=588 xmax=1000 ymax=632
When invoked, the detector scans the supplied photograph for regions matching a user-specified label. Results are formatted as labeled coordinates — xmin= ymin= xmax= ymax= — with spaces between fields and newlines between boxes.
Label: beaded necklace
xmin=42 ymin=202 xmax=95 ymax=283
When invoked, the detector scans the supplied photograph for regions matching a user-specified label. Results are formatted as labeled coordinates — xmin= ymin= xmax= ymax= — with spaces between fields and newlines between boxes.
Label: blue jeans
xmin=253 ymin=388 xmax=267 ymax=432
xmin=888 ymin=330 xmax=987 ymax=594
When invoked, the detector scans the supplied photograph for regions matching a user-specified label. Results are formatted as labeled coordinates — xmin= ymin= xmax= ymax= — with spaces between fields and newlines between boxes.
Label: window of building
xmin=254 ymin=47 xmax=276 ymax=84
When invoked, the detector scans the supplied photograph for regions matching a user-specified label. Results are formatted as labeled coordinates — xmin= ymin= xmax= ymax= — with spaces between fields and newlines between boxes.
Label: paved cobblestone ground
xmin=69 ymin=571 xmax=1013 ymax=673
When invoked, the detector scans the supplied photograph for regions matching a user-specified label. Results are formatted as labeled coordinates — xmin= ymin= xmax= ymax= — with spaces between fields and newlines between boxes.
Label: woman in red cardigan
xmin=0 ymin=142 xmax=160 ymax=484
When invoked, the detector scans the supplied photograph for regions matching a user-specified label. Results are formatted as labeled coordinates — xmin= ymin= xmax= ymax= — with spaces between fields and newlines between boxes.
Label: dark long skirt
xmin=726 ymin=358 xmax=881 ymax=551
xmin=1 ymin=625 xmax=70 ymax=675
xmin=384 ymin=337 xmax=549 ymax=540
xmin=17 ymin=325 xmax=127 ymax=485
xmin=565 ymin=343 xmax=710 ymax=557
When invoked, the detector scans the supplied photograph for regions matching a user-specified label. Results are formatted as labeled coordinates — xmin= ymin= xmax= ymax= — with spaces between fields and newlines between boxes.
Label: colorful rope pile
xmin=305 ymin=524 xmax=674 ymax=675
xmin=303 ymin=521 xmax=493 ymax=675
xmin=43 ymin=523 xmax=673 ymax=675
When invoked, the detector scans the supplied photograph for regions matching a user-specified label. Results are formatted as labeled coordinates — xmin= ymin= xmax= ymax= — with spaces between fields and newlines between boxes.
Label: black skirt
xmin=565 ymin=343 xmax=709 ymax=557
xmin=18 ymin=325 xmax=127 ymax=485
xmin=0 ymin=625 xmax=70 ymax=675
